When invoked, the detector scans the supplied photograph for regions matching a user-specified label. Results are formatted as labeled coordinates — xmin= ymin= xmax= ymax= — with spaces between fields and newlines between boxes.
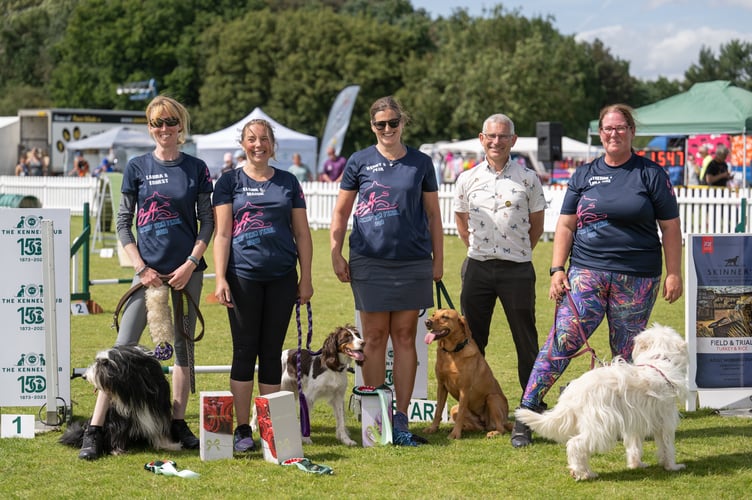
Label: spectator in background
xmin=93 ymin=157 xmax=113 ymax=177
xmin=234 ymin=149 xmax=245 ymax=169
xmin=28 ymin=147 xmax=45 ymax=176
xmin=220 ymin=152 xmax=235 ymax=177
xmin=686 ymin=154 xmax=700 ymax=185
xmin=69 ymin=151 xmax=90 ymax=176
xmin=287 ymin=152 xmax=312 ymax=182
xmin=321 ymin=146 xmax=345 ymax=182
xmin=15 ymin=151 xmax=30 ymax=176
xmin=698 ymin=144 xmax=713 ymax=183
xmin=703 ymin=144 xmax=733 ymax=187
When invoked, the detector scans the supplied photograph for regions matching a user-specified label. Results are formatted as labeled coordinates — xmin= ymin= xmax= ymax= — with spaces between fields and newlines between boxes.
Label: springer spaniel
xmin=281 ymin=325 xmax=365 ymax=446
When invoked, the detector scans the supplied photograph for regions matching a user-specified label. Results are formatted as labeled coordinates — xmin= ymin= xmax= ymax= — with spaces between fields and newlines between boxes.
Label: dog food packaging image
xmin=355 ymin=386 xmax=393 ymax=447
xmin=255 ymin=391 xmax=304 ymax=464
xmin=199 ymin=391 xmax=234 ymax=461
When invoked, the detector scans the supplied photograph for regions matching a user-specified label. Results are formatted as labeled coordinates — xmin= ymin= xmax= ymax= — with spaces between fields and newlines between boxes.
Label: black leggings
xmin=226 ymin=271 xmax=298 ymax=383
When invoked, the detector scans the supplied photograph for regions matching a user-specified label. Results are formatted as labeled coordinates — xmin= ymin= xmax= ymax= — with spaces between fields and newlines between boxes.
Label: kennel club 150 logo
xmin=3 ymin=214 xmax=62 ymax=263
xmin=1 ymin=352 xmax=47 ymax=400
xmin=4 ymin=283 xmax=47 ymax=332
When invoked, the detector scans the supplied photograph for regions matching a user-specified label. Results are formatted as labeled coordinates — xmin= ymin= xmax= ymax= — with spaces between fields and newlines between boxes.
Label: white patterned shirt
xmin=453 ymin=158 xmax=546 ymax=263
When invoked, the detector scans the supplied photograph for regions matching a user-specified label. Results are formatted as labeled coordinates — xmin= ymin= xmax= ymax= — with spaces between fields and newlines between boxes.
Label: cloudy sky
xmin=410 ymin=0 xmax=752 ymax=80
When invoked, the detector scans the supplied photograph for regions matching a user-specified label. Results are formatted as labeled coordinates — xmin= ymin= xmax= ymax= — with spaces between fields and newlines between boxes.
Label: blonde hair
xmin=145 ymin=95 xmax=190 ymax=145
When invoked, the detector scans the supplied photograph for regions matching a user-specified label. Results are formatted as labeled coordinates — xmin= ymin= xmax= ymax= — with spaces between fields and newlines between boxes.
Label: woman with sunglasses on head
xmin=212 ymin=118 xmax=313 ymax=453
xmin=512 ymin=103 xmax=682 ymax=447
xmin=330 ymin=96 xmax=444 ymax=446
xmin=78 ymin=95 xmax=214 ymax=460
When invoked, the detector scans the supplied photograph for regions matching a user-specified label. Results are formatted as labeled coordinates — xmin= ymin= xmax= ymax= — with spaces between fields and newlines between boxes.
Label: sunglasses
xmin=149 ymin=117 xmax=180 ymax=128
xmin=372 ymin=119 xmax=401 ymax=130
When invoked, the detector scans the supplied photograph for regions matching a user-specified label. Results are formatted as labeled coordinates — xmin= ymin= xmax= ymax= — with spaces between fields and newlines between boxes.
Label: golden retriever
xmin=423 ymin=309 xmax=513 ymax=439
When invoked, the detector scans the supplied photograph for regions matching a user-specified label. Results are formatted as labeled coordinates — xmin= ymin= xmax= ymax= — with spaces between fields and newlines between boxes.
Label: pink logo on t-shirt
xmin=137 ymin=192 xmax=178 ymax=226
xmin=354 ymin=181 xmax=398 ymax=217
xmin=233 ymin=201 xmax=272 ymax=237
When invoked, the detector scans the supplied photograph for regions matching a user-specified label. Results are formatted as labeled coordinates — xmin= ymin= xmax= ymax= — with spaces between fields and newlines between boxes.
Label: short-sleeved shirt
xmin=704 ymin=159 xmax=730 ymax=187
xmin=453 ymin=158 xmax=546 ymax=263
xmin=562 ymin=153 xmax=679 ymax=277
xmin=212 ymin=167 xmax=306 ymax=280
xmin=323 ymin=155 xmax=346 ymax=180
xmin=121 ymin=152 xmax=214 ymax=275
xmin=340 ymin=145 xmax=438 ymax=260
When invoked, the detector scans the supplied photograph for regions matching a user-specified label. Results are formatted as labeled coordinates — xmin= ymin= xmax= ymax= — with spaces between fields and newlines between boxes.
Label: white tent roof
xmin=195 ymin=107 xmax=318 ymax=176
xmin=65 ymin=126 xmax=154 ymax=150
xmin=435 ymin=136 xmax=600 ymax=158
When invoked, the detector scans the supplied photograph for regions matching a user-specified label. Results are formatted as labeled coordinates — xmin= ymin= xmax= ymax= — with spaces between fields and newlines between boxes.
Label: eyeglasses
xmin=149 ymin=117 xmax=180 ymax=128
xmin=483 ymin=133 xmax=514 ymax=141
xmin=600 ymin=125 xmax=630 ymax=135
xmin=372 ymin=119 xmax=401 ymax=130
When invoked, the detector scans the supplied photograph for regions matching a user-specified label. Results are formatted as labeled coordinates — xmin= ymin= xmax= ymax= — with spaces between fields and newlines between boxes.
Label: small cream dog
xmin=515 ymin=324 xmax=688 ymax=481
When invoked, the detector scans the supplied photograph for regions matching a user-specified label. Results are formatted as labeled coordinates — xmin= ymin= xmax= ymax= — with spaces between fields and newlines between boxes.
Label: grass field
xmin=1 ymin=222 xmax=751 ymax=499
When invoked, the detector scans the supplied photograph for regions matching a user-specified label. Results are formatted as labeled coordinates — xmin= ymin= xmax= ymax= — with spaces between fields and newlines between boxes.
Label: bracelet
xmin=136 ymin=265 xmax=148 ymax=276
xmin=186 ymin=255 xmax=200 ymax=267
xmin=549 ymin=266 xmax=566 ymax=276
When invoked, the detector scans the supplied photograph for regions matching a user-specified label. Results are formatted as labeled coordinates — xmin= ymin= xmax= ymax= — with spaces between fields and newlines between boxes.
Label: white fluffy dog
xmin=515 ymin=324 xmax=688 ymax=480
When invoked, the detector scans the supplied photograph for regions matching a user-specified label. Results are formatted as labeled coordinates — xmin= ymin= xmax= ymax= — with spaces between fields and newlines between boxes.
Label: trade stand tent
xmin=63 ymin=126 xmax=155 ymax=174
xmin=588 ymin=81 xmax=752 ymax=137
xmin=195 ymin=107 xmax=317 ymax=177
xmin=435 ymin=135 xmax=599 ymax=159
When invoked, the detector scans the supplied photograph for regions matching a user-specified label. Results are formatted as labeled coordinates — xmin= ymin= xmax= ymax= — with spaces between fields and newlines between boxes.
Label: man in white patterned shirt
xmin=453 ymin=113 xmax=546 ymax=443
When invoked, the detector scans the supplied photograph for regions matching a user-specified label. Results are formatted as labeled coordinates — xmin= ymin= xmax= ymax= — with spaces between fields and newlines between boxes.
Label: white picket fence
xmin=0 ymin=176 xmax=749 ymax=238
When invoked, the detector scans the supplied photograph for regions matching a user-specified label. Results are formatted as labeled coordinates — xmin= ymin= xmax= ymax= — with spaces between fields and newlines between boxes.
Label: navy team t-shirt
xmin=561 ymin=153 xmax=679 ymax=277
xmin=122 ymin=152 xmax=213 ymax=275
xmin=212 ymin=167 xmax=306 ymax=280
xmin=340 ymin=145 xmax=438 ymax=260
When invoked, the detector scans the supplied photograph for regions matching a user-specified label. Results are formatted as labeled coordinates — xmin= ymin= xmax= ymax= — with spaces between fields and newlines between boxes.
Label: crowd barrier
xmin=1 ymin=176 xmax=749 ymax=238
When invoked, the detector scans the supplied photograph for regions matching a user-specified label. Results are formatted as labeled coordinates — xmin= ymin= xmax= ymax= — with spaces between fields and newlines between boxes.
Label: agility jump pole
xmin=71 ymin=364 xmax=238 ymax=379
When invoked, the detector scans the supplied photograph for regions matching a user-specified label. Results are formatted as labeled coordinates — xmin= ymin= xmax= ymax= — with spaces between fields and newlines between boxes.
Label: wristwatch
xmin=549 ymin=266 xmax=566 ymax=276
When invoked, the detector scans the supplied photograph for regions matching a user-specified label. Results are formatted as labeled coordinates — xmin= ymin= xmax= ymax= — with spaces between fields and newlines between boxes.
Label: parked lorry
xmin=18 ymin=108 xmax=149 ymax=175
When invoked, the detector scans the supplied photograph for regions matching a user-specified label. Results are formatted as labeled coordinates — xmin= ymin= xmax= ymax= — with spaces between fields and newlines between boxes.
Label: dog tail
xmin=59 ymin=420 xmax=86 ymax=448
xmin=514 ymin=406 xmax=578 ymax=444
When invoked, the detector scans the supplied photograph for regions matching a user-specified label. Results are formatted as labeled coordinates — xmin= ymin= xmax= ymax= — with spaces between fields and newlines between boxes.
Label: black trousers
xmin=460 ymin=257 xmax=539 ymax=391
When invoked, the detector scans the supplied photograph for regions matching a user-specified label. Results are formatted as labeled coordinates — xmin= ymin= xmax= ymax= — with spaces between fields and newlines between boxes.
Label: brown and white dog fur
xmin=424 ymin=309 xmax=513 ymax=439
xmin=515 ymin=324 xmax=688 ymax=480
xmin=280 ymin=325 xmax=365 ymax=446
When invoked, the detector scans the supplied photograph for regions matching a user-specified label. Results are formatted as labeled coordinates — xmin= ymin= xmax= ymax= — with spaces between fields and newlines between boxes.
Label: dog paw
xmin=485 ymin=430 xmax=501 ymax=439
xmin=665 ymin=463 xmax=686 ymax=471
xmin=302 ymin=436 xmax=313 ymax=445
xmin=627 ymin=460 xmax=648 ymax=469
xmin=423 ymin=426 xmax=439 ymax=434
xmin=448 ymin=430 xmax=461 ymax=440
xmin=570 ymin=469 xmax=598 ymax=481
xmin=341 ymin=438 xmax=357 ymax=446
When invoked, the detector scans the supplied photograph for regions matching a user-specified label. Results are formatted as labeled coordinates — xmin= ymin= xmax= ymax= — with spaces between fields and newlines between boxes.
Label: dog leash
xmin=436 ymin=280 xmax=455 ymax=309
xmin=295 ymin=300 xmax=315 ymax=438
xmin=546 ymin=289 xmax=602 ymax=370
xmin=112 ymin=276 xmax=205 ymax=392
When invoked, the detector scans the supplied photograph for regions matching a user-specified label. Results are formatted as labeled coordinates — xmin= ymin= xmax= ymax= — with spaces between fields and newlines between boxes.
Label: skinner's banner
xmin=689 ymin=234 xmax=752 ymax=389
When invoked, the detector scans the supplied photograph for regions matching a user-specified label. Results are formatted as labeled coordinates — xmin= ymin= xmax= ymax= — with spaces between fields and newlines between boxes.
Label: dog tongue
xmin=424 ymin=332 xmax=437 ymax=344
xmin=351 ymin=351 xmax=365 ymax=361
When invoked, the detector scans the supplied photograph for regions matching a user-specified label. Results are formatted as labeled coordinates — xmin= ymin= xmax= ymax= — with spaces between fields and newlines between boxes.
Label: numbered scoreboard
xmin=0 ymin=210 xmax=70 ymax=407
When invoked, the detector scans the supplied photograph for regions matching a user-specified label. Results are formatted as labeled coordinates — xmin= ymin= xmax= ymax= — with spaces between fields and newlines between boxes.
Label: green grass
xmin=2 ymin=221 xmax=751 ymax=499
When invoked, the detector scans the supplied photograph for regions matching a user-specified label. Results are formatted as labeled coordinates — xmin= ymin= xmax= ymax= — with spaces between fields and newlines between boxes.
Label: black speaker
xmin=537 ymin=122 xmax=563 ymax=162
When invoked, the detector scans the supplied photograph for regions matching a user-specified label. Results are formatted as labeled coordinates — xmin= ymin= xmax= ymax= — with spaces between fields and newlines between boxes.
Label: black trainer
xmin=171 ymin=419 xmax=199 ymax=449
xmin=510 ymin=418 xmax=532 ymax=448
xmin=78 ymin=425 xmax=104 ymax=460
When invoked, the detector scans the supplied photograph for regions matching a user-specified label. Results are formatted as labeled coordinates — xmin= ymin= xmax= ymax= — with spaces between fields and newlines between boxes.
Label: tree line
xmin=2 ymin=0 xmax=751 ymax=154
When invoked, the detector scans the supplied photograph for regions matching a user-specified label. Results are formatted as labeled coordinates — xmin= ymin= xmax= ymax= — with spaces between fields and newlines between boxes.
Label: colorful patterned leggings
xmin=520 ymin=266 xmax=660 ymax=410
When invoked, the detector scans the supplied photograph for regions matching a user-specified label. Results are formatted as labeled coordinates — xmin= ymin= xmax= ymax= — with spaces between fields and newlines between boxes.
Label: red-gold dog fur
xmin=424 ymin=309 xmax=513 ymax=439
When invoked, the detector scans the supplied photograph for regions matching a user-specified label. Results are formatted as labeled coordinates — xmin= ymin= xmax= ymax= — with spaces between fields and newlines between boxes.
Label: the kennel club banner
xmin=0 ymin=209 xmax=70 ymax=407
xmin=688 ymin=234 xmax=752 ymax=389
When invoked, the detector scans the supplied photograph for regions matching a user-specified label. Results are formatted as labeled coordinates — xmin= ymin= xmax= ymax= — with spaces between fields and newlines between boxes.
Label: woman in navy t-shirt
xmin=515 ymin=104 xmax=683 ymax=447
xmin=78 ymin=96 xmax=214 ymax=459
xmin=213 ymin=118 xmax=313 ymax=453
xmin=330 ymin=96 xmax=444 ymax=446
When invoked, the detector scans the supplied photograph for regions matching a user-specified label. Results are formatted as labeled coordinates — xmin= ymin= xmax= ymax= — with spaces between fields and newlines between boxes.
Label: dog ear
xmin=459 ymin=315 xmax=471 ymax=336
xmin=322 ymin=331 xmax=340 ymax=370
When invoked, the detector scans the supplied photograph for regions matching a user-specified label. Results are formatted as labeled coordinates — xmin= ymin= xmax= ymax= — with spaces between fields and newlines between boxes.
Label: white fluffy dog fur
xmin=515 ymin=324 xmax=688 ymax=480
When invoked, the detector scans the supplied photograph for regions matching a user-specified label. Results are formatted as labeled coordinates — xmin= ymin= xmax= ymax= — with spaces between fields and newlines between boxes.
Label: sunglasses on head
xmin=372 ymin=118 xmax=401 ymax=130
xmin=149 ymin=117 xmax=179 ymax=128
